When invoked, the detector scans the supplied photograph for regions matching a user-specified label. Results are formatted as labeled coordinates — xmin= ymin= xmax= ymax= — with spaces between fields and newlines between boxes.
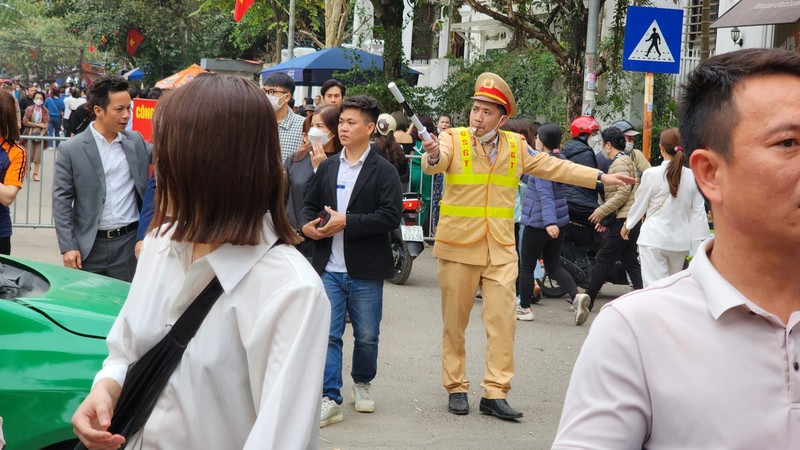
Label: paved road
xmin=10 ymin=229 xmax=627 ymax=449
xmin=317 ymin=248 xmax=627 ymax=450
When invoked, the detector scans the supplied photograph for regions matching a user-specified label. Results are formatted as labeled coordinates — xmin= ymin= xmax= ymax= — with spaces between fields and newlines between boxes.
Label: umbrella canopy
xmin=260 ymin=47 xmax=421 ymax=86
xmin=155 ymin=64 xmax=208 ymax=90
xmin=123 ymin=67 xmax=145 ymax=81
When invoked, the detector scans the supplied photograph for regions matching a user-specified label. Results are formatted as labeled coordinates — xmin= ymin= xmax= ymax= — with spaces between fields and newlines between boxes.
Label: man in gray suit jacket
xmin=53 ymin=76 xmax=150 ymax=282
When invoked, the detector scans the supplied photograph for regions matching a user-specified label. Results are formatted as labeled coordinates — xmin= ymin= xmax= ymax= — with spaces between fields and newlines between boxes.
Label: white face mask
xmin=308 ymin=127 xmax=331 ymax=146
xmin=34 ymin=99 xmax=43 ymax=106
xmin=625 ymin=141 xmax=634 ymax=152
xmin=587 ymin=135 xmax=602 ymax=152
xmin=267 ymin=94 xmax=286 ymax=111
xmin=473 ymin=115 xmax=506 ymax=144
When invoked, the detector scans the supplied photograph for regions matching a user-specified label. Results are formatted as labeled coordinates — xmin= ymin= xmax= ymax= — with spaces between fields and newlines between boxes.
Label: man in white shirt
xmin=53 ymin=76 xmax=150 ymax=282
xmin=554 ymin=48 xmax=800 ymax=449
xmin=301 ymin=95 xmax=402 ymax=428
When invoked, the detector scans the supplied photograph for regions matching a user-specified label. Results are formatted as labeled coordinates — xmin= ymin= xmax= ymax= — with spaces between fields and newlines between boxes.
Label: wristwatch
xmin=597 ymin=170 xmax=603 ymax=182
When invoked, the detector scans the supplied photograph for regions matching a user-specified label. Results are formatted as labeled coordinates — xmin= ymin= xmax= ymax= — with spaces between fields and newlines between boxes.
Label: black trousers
xmin=0 ymin=236 xmax=10 ymax=255
xmin=586 ymin=218 xmax=643 ymax=301
xmin=518 ymin=225 xmax=578 ymax=309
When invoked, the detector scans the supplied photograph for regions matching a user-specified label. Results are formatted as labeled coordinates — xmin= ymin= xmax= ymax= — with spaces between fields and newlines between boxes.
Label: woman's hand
xmin=293 ymin=134 xmax=312 ymax=162
xmin=594 ymin=223 xmax=607 ymax=233
xmin=588 ymin=211 xmax=601 ymax=224
xmin=620 ymin=225 xmax=630 ymax=240
xmin=310 ymin=143 xmax=327 ymax=169
xmin=72 ymin=378 xmax=126 ymax=450
xmin=546 ymin=225 xmax=559 ymax=239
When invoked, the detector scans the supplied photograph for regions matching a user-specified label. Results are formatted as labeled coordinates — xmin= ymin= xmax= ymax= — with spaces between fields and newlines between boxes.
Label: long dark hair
xmin=660 ymin=128 xmax=684 ymax=197
xmin=374 ymin=132 xmax=405 ymax=168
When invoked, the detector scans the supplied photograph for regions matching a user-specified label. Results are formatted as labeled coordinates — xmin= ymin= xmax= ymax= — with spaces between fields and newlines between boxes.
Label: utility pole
xmin=581 ymin=0 xmax=600 ymax=115
xmin=288 ymin=0 xmax=296 ymax=59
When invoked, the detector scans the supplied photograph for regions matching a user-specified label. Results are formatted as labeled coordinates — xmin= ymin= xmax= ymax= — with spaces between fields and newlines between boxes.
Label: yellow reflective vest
xmin=436 ymin=128 xmax=523 ymax=246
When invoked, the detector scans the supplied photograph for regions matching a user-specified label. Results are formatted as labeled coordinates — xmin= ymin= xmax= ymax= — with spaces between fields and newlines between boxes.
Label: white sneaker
xmin=320 ymin=396 xmax=343 ymax=427
xmin=516 ymin=305 xmax=534 ymax=321
xmin=574 ymin=294 xmax=590 ymax=326
xmin=352 ymin=382 xmax=375 ymax=413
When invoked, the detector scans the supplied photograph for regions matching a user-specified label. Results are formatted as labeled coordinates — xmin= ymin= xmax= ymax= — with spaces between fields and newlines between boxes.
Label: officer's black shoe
xmin=448 ymin=393 xmax=469 ymax=415
xmin=479 ymin=398 xmax=523 ymax=420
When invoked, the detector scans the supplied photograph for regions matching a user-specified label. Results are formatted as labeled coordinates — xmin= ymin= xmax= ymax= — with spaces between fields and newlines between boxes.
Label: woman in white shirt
xmin=71 ymin=75 xmax=331 ymax=449
xmin=621 ymin=128 xmax=710 ymax=287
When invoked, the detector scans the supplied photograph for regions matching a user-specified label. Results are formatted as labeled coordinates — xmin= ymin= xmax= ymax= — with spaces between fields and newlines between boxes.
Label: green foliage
xmin=0 ymin=0 xmax=84 ymax=79
xmin=333 ymin=52 xmax=435 ymax=117
xmin=433 ymin=46 xmax=565 ymax=125
xmin=649 ymin=73 xmax=678 ymax=166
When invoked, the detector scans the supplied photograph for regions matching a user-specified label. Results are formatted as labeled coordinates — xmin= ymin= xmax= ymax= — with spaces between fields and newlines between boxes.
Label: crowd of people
xmin=1 ymin=47 xmax=796 ymax=448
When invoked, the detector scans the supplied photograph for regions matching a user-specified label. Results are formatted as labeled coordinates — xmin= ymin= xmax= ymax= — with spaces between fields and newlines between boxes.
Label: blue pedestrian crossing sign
xmin=623 ymin=6 xmax=684 ymax=74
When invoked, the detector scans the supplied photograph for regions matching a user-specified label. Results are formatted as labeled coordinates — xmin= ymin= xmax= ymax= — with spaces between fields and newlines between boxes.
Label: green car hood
xmin=2 ymin=256 xmax=130 ymax=339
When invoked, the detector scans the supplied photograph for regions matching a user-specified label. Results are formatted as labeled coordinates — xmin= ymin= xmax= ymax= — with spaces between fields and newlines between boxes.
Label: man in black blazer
xmin=52 ymin=76 xmax=150 ymax=282
xmin=301 ymin=95 xmax=401 ymax=428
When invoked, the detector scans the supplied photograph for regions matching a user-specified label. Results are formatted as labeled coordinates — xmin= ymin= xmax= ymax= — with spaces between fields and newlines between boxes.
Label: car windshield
xmin=0 ymin=262 xmax=50 ymax=300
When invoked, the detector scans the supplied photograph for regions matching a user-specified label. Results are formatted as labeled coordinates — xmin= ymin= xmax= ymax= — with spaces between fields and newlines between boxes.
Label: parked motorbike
xmin=389 ymin=192 xmax=426 ymax=285
xmin=538 ymin=219 xmax=630 ymax=309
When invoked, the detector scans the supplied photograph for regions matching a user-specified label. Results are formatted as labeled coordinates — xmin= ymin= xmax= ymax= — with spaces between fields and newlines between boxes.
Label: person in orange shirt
xmin=0 ymin=90 xmax=28 ymax=254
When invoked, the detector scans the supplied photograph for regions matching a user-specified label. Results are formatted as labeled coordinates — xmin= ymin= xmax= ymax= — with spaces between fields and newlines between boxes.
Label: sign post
xmin=622 ymin=6 xmax=683 ymax=161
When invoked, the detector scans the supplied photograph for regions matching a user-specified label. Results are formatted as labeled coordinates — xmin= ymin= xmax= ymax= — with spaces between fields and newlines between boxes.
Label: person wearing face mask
xmin=586 ymin=126 xmax=644 ymax=312
xmin=263 ymin=73 xmax=304 ymax=162
xmin=562 ymin=115 xmax=607 ymax=236
xmin=610 ymin=119 xmax=651 ymax=177
xmin=285 ymin=105 xmax=342 ymax=258
xmin=21 ymin=91 xmax=49 ymax=181
xmin=419 ymin=73 xmax=635 ymax=421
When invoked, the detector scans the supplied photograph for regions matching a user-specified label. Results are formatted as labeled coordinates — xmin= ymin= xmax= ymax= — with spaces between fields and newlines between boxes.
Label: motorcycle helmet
xmin=376 ymin=113 xmax=397 ymax=136
xmin=610 ymin=119 xmax=641 ymax=136
xmin=570 ymin=116 xmax=600 ymax=138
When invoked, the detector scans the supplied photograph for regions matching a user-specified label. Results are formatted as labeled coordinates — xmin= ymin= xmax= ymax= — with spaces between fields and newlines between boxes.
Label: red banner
xmin=234 ymin=0 xmax=255 ymax=22
xmin=131 ymin=98 xmax=158 ymax=142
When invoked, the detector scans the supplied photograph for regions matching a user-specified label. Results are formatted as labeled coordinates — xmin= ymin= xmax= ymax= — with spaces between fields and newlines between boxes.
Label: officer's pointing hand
xmin=601 ymin=172 xmax=635 ymax=186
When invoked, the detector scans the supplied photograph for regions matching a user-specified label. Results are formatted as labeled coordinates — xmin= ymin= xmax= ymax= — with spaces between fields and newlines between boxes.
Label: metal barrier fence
xmin=11 ymin=135 xmax=70 ymax=229
xmin=11 ymin=142 xmax=441 ymax=232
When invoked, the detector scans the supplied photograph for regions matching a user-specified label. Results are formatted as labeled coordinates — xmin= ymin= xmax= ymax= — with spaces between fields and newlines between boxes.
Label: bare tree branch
xmin=464 ymin=0 xmax=568 ymax=67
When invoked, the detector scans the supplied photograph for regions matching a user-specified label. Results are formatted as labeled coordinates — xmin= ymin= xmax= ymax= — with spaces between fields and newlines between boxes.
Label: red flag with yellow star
xmin=127 ymin=28 xmax=144 ymax=58
xmin=234 ymin=0 xmax=255 ymax=22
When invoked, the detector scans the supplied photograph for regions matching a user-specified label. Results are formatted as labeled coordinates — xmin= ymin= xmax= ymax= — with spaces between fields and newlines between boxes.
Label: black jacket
xmin=301 ymin=145 xmax=402 ymax=280
xmin=562 ymin=138 xmax=601 ymax=213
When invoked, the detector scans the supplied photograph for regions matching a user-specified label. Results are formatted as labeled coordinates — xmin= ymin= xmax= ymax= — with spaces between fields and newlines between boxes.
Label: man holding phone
xmin=301 ymin=95 xmax=402 ymax=428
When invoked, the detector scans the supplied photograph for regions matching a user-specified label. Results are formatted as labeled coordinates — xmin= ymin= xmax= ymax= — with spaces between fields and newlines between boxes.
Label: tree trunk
xmin=370 ymin=0 xmax=404 ymax=82
xmin=564 ymin=10 xmax=588 ymax=119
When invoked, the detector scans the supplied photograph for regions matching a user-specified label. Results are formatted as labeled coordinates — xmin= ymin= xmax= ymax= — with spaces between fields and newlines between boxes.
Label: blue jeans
xmin=48 ymin=116 xmax=62 ymax=145
xmin=321 ymin=271 xmax=383 ymax=404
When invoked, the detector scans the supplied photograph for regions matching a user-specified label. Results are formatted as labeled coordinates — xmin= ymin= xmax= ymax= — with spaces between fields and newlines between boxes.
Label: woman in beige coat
xmin=584 ymin=126 xmax=643 ymax=310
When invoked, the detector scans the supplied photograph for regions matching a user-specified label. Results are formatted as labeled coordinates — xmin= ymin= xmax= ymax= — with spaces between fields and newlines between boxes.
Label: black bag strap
xmin=168 ymin=276 xmax=224 ymax=346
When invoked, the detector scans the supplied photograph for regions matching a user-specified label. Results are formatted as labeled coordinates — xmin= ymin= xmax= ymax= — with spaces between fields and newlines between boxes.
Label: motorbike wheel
xmin=540 ymin=271 xmax=568 ymax=298
xmin=540 ymin=256 xmax=584 ymax=298
xmin=388 ymin=233 xmax=413 ymax=285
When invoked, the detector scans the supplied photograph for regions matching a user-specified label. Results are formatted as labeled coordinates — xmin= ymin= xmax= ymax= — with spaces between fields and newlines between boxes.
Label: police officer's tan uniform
xmin=423 ymin=74 xmax=600 ymax=401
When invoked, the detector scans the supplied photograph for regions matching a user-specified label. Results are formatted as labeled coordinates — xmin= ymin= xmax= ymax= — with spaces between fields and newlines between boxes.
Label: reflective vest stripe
xmin=439 ymin=204 xmax=515 ymax=219
xmin=444 ymin=173 xmax=518 ymax=188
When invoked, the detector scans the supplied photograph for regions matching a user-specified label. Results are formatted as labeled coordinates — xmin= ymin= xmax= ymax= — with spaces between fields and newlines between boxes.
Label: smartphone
xmin=316 ymin=211 xmax=331 ymax=228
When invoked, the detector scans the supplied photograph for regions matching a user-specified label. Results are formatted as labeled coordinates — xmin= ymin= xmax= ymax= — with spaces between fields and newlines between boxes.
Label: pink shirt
xmin=554 ymin=238 xmax=800 ymax=449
